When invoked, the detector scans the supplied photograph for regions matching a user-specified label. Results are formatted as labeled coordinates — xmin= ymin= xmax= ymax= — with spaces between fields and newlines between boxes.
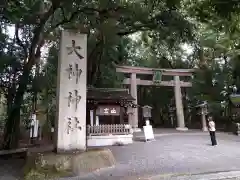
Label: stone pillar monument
xmin=174 ymin=76 xmax=188 ymax=131
xmin=55 ymin=30 xmax=87 ymax=152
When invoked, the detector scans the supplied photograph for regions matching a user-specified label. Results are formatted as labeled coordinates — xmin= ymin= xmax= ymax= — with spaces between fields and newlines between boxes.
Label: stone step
xmin=0 ymin=148 xmax=28 ymax=159
xmin=150 ymin=171 xmax=240 ymax=180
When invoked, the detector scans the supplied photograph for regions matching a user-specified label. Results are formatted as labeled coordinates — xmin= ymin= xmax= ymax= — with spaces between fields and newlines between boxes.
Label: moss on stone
xmin=71 ymin=148 xmax=116 ymax=174
xmin=23 ymin=148 xmax=115 ymax=179
xmin=23 ymin=153 xmax=72 ymax=180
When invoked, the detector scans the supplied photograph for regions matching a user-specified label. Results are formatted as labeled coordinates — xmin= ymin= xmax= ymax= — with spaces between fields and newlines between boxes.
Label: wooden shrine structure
xmin=86 ymin=88 xmax=135 ymax=146
xmin=116 ymin=65 xmax=195 ymax=131
xmin=87 ymin=88 xmax=136 ymax=125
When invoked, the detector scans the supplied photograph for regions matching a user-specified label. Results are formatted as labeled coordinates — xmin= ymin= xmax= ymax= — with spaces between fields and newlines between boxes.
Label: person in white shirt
xmin=208 ymin=116 xmax=217 ymax=146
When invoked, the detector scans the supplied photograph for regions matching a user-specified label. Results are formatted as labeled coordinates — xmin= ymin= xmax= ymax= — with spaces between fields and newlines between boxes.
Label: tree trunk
xmin=3 ymin=68 xmax=30 ymax=150
xmin=3 ymin=105 xmax=21 ymax=150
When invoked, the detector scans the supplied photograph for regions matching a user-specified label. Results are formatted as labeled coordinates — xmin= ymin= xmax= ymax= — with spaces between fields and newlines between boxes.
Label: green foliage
xmin=2 ymin=0 xmax=240 ymax=149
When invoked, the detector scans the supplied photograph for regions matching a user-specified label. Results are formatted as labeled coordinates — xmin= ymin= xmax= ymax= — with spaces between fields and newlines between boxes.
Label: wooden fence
xmin=87 ymin=124 xmax=132 ymax=136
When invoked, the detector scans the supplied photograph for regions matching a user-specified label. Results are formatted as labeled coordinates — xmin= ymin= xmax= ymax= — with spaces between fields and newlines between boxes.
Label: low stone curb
xmin=136 ymin=132 xmax=208 ymax=137
xmin=133 ymin=133 xmax=209 ymax=141
xmin=150 ymin=171 xmax=240 ymax=180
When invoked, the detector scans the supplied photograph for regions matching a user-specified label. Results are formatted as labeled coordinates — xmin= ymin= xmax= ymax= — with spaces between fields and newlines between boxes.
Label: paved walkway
xmin=66 ymin=131 xmax=240 ymax=180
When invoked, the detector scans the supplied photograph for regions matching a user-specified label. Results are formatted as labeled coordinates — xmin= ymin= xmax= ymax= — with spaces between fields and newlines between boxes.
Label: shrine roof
xmin=87 ymin=88 xmax=135 ymax=101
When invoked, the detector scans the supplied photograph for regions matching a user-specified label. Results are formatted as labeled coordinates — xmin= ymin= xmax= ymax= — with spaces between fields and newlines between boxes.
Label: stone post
xmin=201 ymin=109 xmax=208 ymax=131
xmin=55 ymin=30 xmax=87 ymax=152
xmin=174 ymin=76 xmax=188 ymax=131
xmin=130 ymin=73 xmax=139 ymax=129
xmin=120 ymin=107 xmax=124 ymax=124
xmin=127 ymin=106 xmax=132 ymax=125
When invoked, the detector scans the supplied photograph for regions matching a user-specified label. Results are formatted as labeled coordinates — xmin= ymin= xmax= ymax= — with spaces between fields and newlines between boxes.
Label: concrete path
xmin=64 ymin=131 xmax=240 ymax=180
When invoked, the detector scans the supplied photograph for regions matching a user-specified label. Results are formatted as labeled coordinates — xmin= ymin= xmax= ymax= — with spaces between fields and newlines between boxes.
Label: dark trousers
xmin=209 ymin=131 xmax=217 ymax=146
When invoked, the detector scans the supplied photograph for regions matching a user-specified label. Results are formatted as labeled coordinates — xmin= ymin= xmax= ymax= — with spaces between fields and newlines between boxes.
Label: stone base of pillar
xmin=202 ymin=127 xmax=208 ymax=132
xmin=132 ymin=128 xmax=142 ymax=132
xmin=176 ymin=127 xmax=188 ymax=131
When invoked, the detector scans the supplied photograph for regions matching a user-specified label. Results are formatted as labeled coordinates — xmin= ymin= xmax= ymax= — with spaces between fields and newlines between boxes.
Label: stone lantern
xmin=142 ymin=105 xmax=152 ymax=126
xmin=196 ymin=101 xmax=208 ymax=131
xmin=201 ymin=102 xmax=208 ymax=115
xmin=233 ymin=85 xmax=237 ymax=94
xmin=229 ymin=94 xmax=240 ymax=135
xmin=169 ymin=106 xmax=176 ymax=127
xmin=142 ymin=105 xmax=154 ymax=141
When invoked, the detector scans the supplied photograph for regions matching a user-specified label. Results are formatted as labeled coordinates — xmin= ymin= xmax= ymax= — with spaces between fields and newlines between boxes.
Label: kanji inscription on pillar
xmin=74 ymin=90 xmax=81 ymax=111
xmin=67 ymin=117 xmax=73 ymax=134
xmin=65 ymin=63 xmax=82 ymax=83
xmin=66 ymin=40 xmax=84 ymax=60
xmin=55 ymin=30 xmax=87 ymax=152
xmin=75 ymin=63 xmax=82 ymax=84
xmin=66 ymin=117 xmax=82 ymax=134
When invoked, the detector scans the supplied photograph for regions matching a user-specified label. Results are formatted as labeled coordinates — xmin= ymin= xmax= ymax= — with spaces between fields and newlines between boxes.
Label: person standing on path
xmin=208 ymin=116 xmax=217 ymax=146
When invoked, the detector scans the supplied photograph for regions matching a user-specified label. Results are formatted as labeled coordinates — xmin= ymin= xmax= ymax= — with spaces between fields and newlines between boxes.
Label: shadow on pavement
xmin=0 ymin=158 xmax=25 ymax=180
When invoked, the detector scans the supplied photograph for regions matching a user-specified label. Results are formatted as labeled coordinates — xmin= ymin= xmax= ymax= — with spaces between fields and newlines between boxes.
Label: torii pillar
xmin=130 ymin=73 xmax=139 ymax=129
xmin=174 ymin=76 xmax=188 ymax=131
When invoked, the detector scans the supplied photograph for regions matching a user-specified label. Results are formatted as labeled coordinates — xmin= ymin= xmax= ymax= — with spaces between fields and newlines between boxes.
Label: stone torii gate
xmin=116 ymin=65 xmax=194 ymax=131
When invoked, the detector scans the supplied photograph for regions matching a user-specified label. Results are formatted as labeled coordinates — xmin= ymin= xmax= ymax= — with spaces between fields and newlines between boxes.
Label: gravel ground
xmin=2 ymin=131 xmax=240 ymax=180
xmin=64 ymin=132 xmax=240 ymax=180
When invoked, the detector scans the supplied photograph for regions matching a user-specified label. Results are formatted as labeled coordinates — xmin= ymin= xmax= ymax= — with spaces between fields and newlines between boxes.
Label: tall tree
xmin=1 ymin=0 xmax=194 ymax=149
